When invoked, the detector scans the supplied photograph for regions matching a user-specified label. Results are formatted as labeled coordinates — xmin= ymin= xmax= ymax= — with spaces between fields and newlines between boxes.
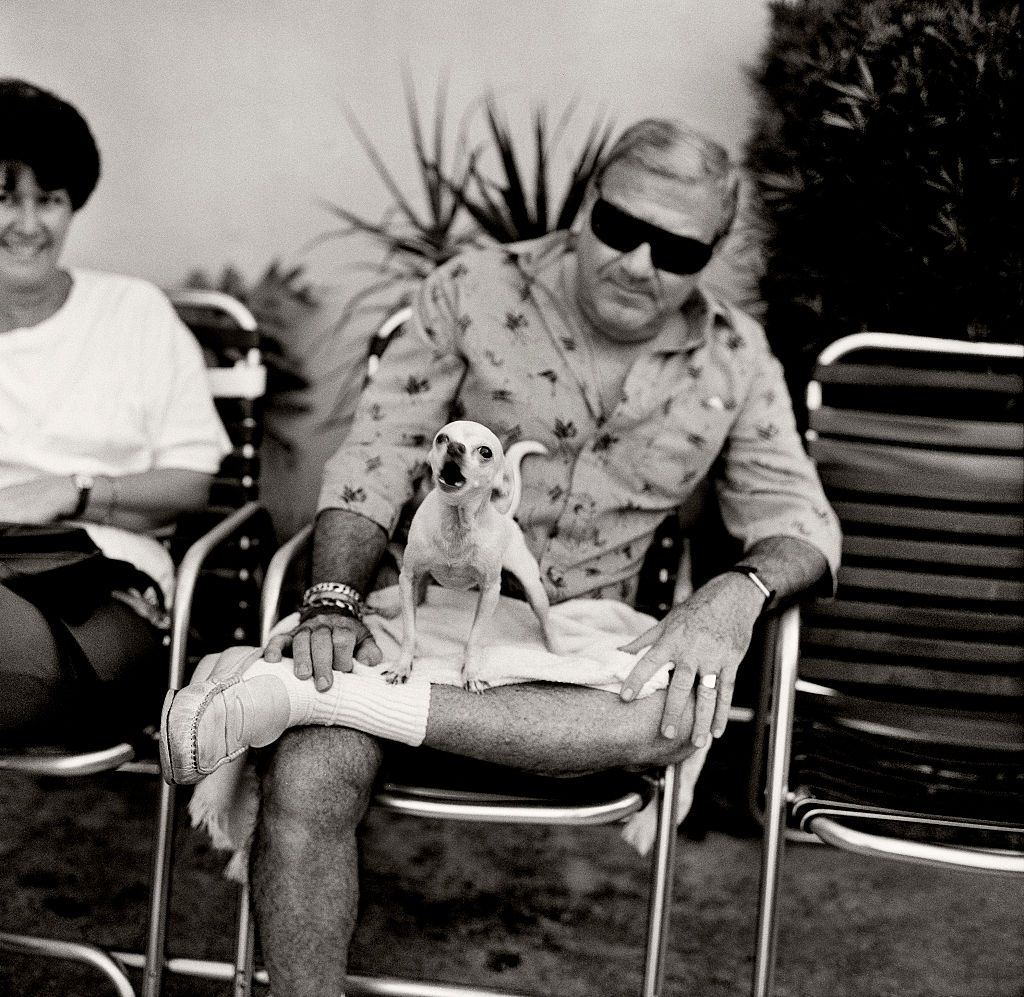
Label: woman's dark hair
xmin=0 ymin=78 xmax=101 ymax=210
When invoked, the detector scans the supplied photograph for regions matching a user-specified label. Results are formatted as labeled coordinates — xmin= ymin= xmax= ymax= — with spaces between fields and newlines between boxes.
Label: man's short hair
xmin=0 ymin=78 xmax=101 ymax=211
xmin=597 ymin=118 xmax=738 ymax=241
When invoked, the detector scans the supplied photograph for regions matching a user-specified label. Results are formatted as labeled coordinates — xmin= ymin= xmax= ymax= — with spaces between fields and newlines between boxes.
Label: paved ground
xmin=1 ymin=769 xmax=1022 ymax=996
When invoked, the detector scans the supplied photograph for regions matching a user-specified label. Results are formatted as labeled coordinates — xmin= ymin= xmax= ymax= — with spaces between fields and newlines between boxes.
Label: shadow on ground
xmin=1 ymin=769 xmax=1021 ymax=996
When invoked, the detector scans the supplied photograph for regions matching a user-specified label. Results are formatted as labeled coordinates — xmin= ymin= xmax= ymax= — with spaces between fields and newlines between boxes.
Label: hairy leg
xmin=252 ymin=725 xmax=383 ymax=997
xmin=424 ymin=681 xmax=696 ymax=775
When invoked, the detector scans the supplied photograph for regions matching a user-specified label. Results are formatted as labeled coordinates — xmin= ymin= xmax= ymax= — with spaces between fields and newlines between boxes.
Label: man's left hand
xmin=618 ymin=573 xmax=766 ymax=748
xmin=0 ymin=476 xmax=78 ymax=525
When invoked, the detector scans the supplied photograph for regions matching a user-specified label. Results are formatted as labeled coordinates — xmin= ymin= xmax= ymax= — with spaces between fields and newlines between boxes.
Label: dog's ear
xmin=491 ymin=462 xmax=514 ymax=514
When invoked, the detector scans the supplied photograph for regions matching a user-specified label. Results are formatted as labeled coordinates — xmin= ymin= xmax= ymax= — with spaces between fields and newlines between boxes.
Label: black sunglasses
xmin=589 ymin=196 xmax=715 ymax=276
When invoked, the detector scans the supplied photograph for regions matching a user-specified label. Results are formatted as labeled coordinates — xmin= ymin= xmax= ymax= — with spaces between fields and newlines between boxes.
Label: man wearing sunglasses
xmin=166 ymin=118 xmax=840 ymax=995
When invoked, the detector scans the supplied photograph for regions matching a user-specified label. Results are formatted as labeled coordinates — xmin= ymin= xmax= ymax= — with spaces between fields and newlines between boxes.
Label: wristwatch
xmin=70 ymin=473 xmax=95 ymax=519
xmin=722 ymin=564 xmax=775 ymax=608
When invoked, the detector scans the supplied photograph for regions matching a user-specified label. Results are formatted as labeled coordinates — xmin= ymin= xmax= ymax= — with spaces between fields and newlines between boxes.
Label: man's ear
xmin=491 ymin=462 xmax=514 ymax=514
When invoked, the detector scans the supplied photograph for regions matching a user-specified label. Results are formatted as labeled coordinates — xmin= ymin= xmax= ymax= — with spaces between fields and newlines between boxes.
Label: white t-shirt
xmin=0 ymin=269 xmax=232 ymax=600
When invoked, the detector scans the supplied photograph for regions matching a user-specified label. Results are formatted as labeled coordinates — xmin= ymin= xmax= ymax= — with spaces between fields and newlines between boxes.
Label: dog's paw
xmin=463 ymin=676 xmax=490 ymax=694
xmin=382 ymin=666 xmax=411 ymax=685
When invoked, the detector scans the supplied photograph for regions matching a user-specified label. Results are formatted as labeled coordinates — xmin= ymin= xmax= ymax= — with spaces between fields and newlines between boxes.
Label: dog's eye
xmin=435 ymin=433 xmax=448 ymax=447
xmin=477 ymin=446 xmax=493 ymax=460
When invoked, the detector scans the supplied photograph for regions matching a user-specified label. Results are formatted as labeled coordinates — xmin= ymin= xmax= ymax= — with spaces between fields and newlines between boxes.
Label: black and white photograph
xmin=1 ymin=2 xmax=1021 ymax=995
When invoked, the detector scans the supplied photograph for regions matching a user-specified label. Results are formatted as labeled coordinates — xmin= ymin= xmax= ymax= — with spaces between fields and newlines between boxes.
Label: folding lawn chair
xmin=750 ymin=332 xmax=1024 ymax=997
xmin=0 ymin=290 xmax=272 ymax=997
xmin=220 ymin=307 xmax=794 ymax=997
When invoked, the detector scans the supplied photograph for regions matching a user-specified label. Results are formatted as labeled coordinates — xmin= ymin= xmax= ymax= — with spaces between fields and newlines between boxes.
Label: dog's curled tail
xmin=505 ymin=440 xmax=547 ymax=518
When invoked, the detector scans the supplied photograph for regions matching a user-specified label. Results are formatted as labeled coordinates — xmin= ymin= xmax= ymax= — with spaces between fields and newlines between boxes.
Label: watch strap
xmin=723 ymin=564 xmax=775 ymax=606
xmin=71 ymin=474 xmax=94 ymax=519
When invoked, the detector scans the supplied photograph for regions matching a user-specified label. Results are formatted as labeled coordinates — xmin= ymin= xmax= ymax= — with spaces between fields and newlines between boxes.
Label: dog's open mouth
xmin=437 ymin=459 xmax=466 ymax=490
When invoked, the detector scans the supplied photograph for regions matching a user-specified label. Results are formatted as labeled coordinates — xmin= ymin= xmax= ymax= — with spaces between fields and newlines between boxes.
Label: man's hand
xmin=0 ymin=476 xmax=77 ymax=525
xmin=618 ymin=574 xmax=765 ymax=748
xmin=263 ymin=608 xmax=383 ymax=692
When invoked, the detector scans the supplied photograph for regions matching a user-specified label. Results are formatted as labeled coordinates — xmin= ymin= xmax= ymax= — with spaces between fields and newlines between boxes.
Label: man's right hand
xmin=263 ymin=608 xmax=383 ymax=691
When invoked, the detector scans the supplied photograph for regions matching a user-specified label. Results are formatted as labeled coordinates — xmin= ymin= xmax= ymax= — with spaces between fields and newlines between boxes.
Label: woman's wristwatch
xmin=70 ymin=473 xmax=95 ymax=518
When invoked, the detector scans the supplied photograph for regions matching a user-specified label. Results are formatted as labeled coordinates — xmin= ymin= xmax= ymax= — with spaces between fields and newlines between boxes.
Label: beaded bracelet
xmin=299 ymin=599 xmax=361 ymax=623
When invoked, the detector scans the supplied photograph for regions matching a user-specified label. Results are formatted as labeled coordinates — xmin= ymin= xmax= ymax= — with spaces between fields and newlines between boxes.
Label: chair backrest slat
xmin=799 ymin=656 xmax=1024 ymax=697
xmin=810 ymin=438 xmax=1024 ymax=504
xmin=838 ymin=565 xmax=1023 ymax=602
xmin=811 ymin=406 xmax=1023 ymax=451
xmin=815 ymin=362 xmax=1022 ymax=396
xmin=842 ymin=535 xmax=1022 ymax=570
xmin=802 ymin=627 xmax=1021 ymax=666
xmin=809 ymin=597 xmax=1024 ymax=637
xmin=804 ymin=334 xmax=1023 ymax=705
xmin=831 ymin=500 xmax=1020 ymax=536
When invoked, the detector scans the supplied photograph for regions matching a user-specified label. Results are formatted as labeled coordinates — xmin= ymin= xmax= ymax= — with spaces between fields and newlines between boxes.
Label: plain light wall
xmin=4 ymin=0 xmax=772 ymax=289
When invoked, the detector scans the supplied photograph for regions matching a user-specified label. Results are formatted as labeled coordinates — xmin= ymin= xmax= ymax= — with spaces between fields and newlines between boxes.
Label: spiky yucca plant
xmin=459 ymin=95 xmax=614 ymax=243
xmin=318 ymin=76 xmax=480 ymax=324
xmin=323 ymin=84 xmax=613 ymax=324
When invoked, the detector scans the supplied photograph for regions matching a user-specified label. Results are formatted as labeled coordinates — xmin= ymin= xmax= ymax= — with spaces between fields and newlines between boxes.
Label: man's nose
xmin=618 ymin=242 xmax=656 ymax=278
xmin=446 ymin=440 xmax=466 ymax=458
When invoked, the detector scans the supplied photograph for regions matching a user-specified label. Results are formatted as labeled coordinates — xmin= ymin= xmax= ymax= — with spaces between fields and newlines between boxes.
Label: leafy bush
xmin=747 ymin=0 xmax=1022 ymax=386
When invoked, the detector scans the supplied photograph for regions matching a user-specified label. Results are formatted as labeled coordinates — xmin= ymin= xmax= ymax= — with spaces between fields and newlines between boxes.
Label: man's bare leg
xmin=251 ymin=681 xmax=695 ymax=996
xmin=252 ymin=725 xmax=383 ymax=997
xmin=422 ymin=681 xmax=696 ymax=773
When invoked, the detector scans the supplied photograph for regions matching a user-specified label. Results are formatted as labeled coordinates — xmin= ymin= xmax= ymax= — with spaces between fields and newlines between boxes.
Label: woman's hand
xmin=263 ymin=607 xmax=383 ymax=692
xmin=618 ymin=573 xmax=765 ymax=748
xmin=0 ymin=476 xmax=77 ymax=524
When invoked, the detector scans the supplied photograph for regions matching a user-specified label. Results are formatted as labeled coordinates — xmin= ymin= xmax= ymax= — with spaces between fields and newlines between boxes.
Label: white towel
xmin=189 ymin=586 xmax=710 ymax=880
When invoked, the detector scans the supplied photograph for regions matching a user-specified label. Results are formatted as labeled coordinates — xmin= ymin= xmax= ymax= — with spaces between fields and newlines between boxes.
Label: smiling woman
xmin=0 ymin=79 xmax=231 ymax=747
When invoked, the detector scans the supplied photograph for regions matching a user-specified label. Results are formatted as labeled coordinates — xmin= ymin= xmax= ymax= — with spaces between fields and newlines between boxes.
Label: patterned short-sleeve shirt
xmin=319 ymin=233 xmax=841 ymax=603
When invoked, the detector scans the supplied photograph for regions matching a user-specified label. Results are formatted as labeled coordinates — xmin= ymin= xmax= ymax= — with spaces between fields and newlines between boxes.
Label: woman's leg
xmin=0 ymin=581 xmax=67 ymax=740
xmin=0 ymin=581 xmax=163 ymax=745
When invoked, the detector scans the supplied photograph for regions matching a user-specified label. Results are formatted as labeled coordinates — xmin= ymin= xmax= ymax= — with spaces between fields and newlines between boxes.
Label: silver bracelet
xmin=303 ymin=581 xmax=364 ymax=607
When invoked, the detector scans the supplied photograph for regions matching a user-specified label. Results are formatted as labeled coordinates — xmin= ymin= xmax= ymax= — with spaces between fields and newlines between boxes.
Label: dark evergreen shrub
xmin=746 ymin=0 xmax=1022 ymax=394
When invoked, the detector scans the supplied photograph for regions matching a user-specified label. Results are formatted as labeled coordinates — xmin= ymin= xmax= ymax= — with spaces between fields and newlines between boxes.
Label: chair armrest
xmin=748 ymin=602 xmax=802 ymax=823
xmin=167 ymin=501 xmax=265 ymax=689
xmin=260 ymin=523 xmax=314 ymax=644
xmin=807 ymin=815 xmax=1024 ymax=874
xmin=0 ymin=742 xmax=136 ymax=777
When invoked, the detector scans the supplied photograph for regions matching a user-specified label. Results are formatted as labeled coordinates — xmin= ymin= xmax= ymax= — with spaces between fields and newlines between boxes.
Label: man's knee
xmin=258 ymin=725 xmax=384 ymax=830
xmin=636 ymin=735 xmax=703 ymax=769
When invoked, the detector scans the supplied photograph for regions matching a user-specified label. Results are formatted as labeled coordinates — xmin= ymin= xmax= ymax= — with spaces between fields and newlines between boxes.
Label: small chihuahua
xmin=386 ymin=420 xmax=552 ymax=691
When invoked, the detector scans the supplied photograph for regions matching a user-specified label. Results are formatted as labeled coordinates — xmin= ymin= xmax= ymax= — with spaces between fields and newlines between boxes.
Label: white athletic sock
xmin=240 ymin=659 xmax=430 ymax=747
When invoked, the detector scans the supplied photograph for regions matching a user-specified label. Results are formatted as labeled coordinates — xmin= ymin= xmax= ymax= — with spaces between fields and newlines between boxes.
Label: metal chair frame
xmin=750 ymin=333 xmax=1024 ymax=997
xmin=221 ymin=303 xmax=782 ymax=997
xmin=220 ymin=522 xmax=685 ymax=997
xmin=0 ymin=290 xmax=268 ymax=997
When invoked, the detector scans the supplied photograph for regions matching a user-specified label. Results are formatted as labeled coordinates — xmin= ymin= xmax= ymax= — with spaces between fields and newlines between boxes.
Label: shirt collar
xmin=646 ymin=283 xmax=731 ymax=356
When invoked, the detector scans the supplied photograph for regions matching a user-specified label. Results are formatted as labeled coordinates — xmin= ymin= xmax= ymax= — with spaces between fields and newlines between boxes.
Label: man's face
xmin=573 ymin=158 xmax=726 ymax=343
